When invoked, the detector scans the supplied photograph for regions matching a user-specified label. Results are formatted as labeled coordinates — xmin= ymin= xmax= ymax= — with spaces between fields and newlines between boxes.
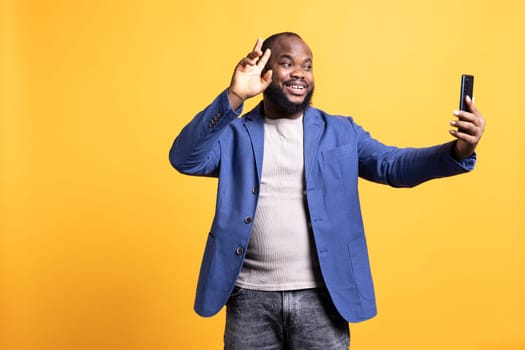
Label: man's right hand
xmin=227 ymin=38 xmax=273 ymax=110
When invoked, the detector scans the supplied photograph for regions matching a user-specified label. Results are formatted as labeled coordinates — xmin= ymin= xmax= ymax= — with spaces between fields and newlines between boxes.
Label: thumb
xmin=260 ymin=70 xmax=273 ymax=90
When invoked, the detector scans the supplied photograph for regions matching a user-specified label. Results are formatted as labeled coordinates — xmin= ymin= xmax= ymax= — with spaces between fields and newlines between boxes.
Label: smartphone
xmin=459 ymin=74 xmax=474 ymax=112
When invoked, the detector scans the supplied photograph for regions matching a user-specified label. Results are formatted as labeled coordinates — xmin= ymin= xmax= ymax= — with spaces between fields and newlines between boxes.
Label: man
xmin=169 ymin=32 xmax=485 ymax=349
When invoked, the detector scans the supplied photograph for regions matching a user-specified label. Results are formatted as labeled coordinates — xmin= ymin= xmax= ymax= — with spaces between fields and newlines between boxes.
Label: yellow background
xmin=1 ymin=0 xmax=524 ymax=349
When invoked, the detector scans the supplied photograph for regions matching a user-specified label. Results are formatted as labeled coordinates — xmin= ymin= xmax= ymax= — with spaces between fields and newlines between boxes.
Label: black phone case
xmin=459 ymin=74 xmax=474 ymax=111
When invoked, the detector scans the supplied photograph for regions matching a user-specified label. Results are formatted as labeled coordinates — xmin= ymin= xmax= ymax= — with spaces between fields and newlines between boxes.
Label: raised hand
xmin=227 ymin=38 xmax=273 ymax=110
xmin=449 ymin=96 xmax=486 ymax=160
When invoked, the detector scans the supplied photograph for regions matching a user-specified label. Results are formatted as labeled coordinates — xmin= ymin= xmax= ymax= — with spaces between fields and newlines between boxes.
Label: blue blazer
xmin=169 ymin=90 xmax=476 ymax=322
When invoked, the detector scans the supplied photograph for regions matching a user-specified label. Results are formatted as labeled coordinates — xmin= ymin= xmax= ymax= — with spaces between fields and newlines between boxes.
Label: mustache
xmin=283 ymin=78 xmax=308 ymax=87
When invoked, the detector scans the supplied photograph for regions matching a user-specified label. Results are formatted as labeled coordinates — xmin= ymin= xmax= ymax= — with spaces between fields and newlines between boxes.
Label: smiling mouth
xmin=285 ymin=81 xmax=308 ymax=95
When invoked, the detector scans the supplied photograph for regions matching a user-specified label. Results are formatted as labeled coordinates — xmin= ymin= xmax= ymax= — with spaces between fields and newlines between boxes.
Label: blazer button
xmin=252 ymin=186 xmax=258 ymax=194
xmin=244 ymin=216 xmax=252 ymax=224
xmin=235 ymin=246 xmax=244 ymax=256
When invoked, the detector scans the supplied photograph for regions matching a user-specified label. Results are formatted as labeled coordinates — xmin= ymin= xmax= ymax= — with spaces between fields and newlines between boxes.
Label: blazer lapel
xmin=243 ymin=105 xmax=265 ymax=183
xmin=303 ymin=108 xmax=324 ymax=180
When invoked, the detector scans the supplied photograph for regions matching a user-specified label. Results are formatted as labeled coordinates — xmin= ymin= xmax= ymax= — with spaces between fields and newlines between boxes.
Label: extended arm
xmin=357 ymin=95 xmax=485 ymax=186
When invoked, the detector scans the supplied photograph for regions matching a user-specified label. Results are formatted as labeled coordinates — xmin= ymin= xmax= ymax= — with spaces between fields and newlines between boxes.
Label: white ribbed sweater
xmin=236 ymin=115 xmax=323 ymax=291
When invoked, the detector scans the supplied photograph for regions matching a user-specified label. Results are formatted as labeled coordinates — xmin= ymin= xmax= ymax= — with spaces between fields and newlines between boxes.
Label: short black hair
xmin=261 ymin=32 xmax=303 ymax=53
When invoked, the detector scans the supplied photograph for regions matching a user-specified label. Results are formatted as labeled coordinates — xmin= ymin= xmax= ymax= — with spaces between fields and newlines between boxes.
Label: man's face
xmin=263 ymin=35 xmax=314 ymax=116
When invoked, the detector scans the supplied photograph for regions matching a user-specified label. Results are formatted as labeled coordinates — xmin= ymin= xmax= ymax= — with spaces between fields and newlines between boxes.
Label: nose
xmin=291 ymin=66 xmax=305 ymax=79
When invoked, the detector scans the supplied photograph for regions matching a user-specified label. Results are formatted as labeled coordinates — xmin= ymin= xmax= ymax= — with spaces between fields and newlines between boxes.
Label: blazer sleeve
xmin=351 ymin=119 xmax=477 ymax=187
xmin=169 ymin=89 xmax=243 ymax=176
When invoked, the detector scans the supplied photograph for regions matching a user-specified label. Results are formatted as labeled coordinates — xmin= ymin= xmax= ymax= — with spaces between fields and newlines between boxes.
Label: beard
xmin=263 ymin=82 xmax=314 ymax=116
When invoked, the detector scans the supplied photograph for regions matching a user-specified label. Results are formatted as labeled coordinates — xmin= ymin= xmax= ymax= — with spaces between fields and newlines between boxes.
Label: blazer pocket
xmin=321 ymin=144 xmax=354 ymax=161
xmin=321 ymin=144 xmax=358 ymax=186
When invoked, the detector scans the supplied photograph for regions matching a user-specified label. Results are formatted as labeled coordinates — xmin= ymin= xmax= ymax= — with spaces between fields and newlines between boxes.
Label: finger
xmin=256 ymin=48 xmax=272 ymax=71
xmin=242 ymin=56 xmax=259 ymax=66
xmin=247 ymin=50 xmax=262 ymax=60
xmin=241 ymin=38 xmax=264 ymax=66
xmin=453 ymin=109 xmax=486 ymax=132
xmin=449 ymin=129 xmax=478 ymax=144
xmin=245 ymin=39 xmax=263 ymax=61
xmin=260 ymin=69 xmax=273 ymax=90
xmin=465 ymin=95 xmax=479 ymax=114
xmin=252 ymin=37 xmax=263 ymax=53
xmin=453 ymin=109 xmax=477 ymax=123
xmin=239 ymin=55 xmax=259 ymax=68
xmin=450 ymin=120 xmax=478 ymax=135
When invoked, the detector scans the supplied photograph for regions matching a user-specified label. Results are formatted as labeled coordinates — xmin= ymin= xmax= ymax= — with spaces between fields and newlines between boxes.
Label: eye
xmin=303 ymin=64 xmax=313 ymax=71
xmin=280 ymin=61 xmax=292 ymax=68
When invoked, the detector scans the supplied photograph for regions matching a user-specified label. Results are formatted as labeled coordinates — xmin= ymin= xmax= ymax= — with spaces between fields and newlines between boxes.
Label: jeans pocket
xmin=227 ymin=286 xmax=246 ymax=306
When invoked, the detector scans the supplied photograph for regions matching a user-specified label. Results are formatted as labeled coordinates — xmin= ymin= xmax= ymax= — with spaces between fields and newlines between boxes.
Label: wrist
xmin=227 ymin=88 xmax=244 ymax=110
xmin=452 ymin=140 xmax=474 ymax=162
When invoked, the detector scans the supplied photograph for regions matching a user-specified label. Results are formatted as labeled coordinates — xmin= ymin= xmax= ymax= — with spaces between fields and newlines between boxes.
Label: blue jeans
xmin=224 ymin=287 xmax=350 ymax=350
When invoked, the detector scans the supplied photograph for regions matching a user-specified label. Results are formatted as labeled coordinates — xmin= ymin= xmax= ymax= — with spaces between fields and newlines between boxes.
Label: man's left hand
xmin=449 ymin=95 xmax=486 ymax=161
